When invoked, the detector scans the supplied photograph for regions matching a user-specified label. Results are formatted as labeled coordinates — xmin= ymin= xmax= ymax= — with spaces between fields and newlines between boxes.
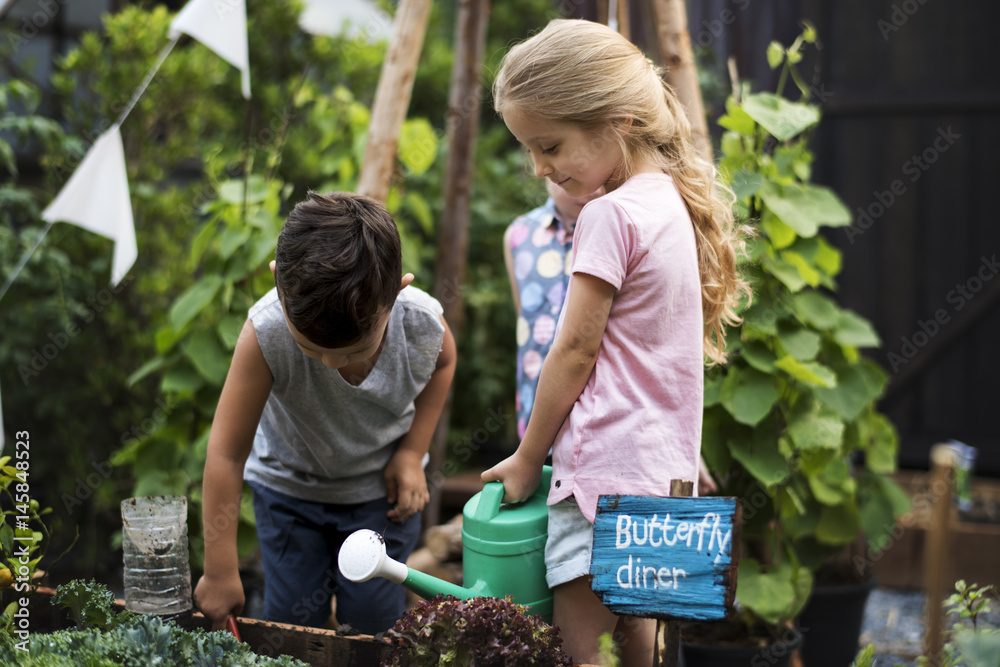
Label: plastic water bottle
xmin=121 ymin=495 xmax=192 ymax=615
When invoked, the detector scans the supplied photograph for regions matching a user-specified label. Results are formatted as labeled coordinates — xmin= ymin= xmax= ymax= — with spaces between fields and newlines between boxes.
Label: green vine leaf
xmin=832 ymin=311 xmax=881 ymax=348
xmin=219 ymin=176 xmax=269 ymax=205
xmin=720 ymin=366 xmax=780 ymax=426
xmin=782 ymin=250 xmax=822 ymax=288
xmin=730 ymin=419 xmax=789 ymax=486
xmin=729 ymin=168 xmax=763 ymax=199
xmin=741 ymin=339 xmax=777 ymax=373
xmin=168 ymin=275 xmax=224 ymax=332
xmin=181 ymin=329 xmax=230 ymax=386
xmin=787 ymin=397 xmax=844 ymax=451
xmin=736 ymin=558 xmax=809 ymax=625
xmin=160 ymin=366 xmax=204 ymax=394
xmin=718 ymin=97 xmax=756 ymax=135
xmin=808 ymin=458 xmax=855 ymax=506
xmin=762 ymin=254 xmax=808 ymax=292
xmin=856 ymin=411 xmax=899 ymax=474
xmin=790 ymin=290 xmax=839 ymax=330
xmin=816 ymin=500 xmax=860 ymax=545
xmin=814 ymin=361 xmax=886 ymax=421
xmin=766 ymin=42 xmax=785 ymax=69
xmin=759 ymin=181 xmax=852 ymax=237
xmin=775 ymin=355 xmax=837 ymax=387
xmin=777 ymin=321 xmax=822 ymax=361
xmin=398 ymin=118 xmax=438 ymax=176
xmin=701 ymin=407 xmax=734 ymax=475
xmin=761 ymin=212 xmax=797 ymax=249
xmin=741 ymin=93 xmax=820 ymax=141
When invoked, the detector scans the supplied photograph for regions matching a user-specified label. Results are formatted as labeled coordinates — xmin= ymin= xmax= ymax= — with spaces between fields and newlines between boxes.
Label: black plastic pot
xmin=795 ymin=576 xmax=877 ymax=667
xmin=681 ymin=628 xmax=803 ymax=667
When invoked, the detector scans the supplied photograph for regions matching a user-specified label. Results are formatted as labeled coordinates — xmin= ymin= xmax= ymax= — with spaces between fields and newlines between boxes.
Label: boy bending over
xmin=194 ymin=191 xmax=456 ymax=633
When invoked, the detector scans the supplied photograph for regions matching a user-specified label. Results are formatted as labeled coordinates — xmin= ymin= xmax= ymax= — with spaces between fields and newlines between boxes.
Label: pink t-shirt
xmin=548 ymin=173 xmax=703 ymax=522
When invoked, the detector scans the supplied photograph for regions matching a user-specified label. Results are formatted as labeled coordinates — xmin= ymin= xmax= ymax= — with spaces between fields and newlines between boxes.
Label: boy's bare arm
xmin=385 ymin=317 xmax=457 ymax=522
xmin=482 ymin=273 xmax=614 ymax=502
xmin=194 ymin=319 xmax=273 ymax=628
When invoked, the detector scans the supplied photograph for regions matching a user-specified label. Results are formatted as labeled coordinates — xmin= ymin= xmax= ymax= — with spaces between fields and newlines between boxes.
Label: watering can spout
xmin=338 ymin=529 xmax=479 ymax=601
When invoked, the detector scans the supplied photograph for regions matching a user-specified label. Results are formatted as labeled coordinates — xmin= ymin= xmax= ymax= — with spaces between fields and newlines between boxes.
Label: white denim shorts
xmin=545 ymin=496 xmax=595 ymax=588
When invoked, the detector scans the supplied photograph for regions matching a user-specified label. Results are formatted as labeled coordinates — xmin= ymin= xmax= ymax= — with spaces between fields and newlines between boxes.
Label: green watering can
xmin=338 ymin=466 xmax=553 ymax=622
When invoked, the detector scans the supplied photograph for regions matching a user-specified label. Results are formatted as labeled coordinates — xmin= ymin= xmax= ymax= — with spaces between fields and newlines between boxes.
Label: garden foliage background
xmin=1 ymin=0 xmax=557 ymax=579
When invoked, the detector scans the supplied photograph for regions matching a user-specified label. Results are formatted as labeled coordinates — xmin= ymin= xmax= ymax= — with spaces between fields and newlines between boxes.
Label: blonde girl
xmin=481 ymin=19 xmax=750 ymax=666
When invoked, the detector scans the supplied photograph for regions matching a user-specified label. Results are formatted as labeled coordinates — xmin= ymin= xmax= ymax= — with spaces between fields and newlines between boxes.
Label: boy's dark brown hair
xmin=274 ymin=191 xmax=402 ymax=348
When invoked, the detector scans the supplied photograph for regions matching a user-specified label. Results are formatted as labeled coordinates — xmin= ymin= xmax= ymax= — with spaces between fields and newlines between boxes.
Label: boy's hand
xmin=194 ymin=571 xmax=245 ymax=630
xmin=481 ymin=451 xmax=542 ymax=504
xmin=385 ymin=449 xmax=429 ymax=522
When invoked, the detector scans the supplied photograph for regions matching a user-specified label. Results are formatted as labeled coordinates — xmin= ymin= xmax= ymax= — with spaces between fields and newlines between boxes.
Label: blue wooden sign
xmin=590 ymin=495 xmax=740 ymax=621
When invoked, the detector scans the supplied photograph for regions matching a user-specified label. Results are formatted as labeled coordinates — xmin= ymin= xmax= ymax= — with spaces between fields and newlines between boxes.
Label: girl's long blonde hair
xmin=494 ymin=19 xmax=751 ymax=364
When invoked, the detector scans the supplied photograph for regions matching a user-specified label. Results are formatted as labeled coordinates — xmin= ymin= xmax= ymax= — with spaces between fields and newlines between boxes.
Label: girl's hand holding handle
xmin=481 ymin=451 xmax=543 ymax=503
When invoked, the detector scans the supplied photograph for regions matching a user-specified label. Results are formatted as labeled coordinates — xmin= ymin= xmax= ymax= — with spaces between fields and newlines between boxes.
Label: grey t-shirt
xmin=244 ymin=286 xmax=445 ymax=503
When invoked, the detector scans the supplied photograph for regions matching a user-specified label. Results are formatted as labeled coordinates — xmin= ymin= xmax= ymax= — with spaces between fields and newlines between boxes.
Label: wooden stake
xmin=650 ymin=0 xmax=713 ymax=164
xmin=616 ymin=0 xmax=631 ymax=41
xmin=924 ymin=444 xmax=956 ymax=662
xmin=424 ymin=0 xmax=491 ymax=531
xmin=654 ymin=479 xmax=694 ymax=667
xmin=356 ymin=0 xmax=433 ymax=202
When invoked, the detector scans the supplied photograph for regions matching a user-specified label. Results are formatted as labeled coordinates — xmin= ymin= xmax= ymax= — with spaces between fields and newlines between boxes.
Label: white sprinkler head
xmin=338 ymin=529 xmax=408 ymax=584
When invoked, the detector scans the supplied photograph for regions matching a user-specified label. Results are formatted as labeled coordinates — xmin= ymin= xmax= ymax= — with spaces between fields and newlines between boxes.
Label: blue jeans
xmin=249 ymin=482 xmax=421 ymax=633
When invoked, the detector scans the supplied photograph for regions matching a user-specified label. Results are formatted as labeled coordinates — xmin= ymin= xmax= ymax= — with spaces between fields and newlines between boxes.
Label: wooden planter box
xmin=28 ymin=586 xmax=600 ymax=667
xmin=177 ymin=613 xmax=392 ymax=666
xmin=869 ymin=471 xmax=1000 ymax=589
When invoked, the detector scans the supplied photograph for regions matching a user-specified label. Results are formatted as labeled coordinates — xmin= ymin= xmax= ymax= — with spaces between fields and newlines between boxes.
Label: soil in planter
xmin=681 ymin=619 xmax=796 ymax=648
xmin=682 ymin=621 xmax=803 ymax=667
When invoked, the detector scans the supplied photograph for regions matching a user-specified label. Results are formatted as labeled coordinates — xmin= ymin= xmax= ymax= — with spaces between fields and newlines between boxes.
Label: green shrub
xmin=704 ymin=26 xmax=909 ymax=629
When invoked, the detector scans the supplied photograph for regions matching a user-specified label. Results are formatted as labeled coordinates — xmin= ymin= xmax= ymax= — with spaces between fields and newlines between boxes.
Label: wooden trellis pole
xmin=424 ymin=0 xmax=491 ymax=531
xmin=357 ymin=0 xmax=433 ymax=202
xmin=650 ymin=0 xmax=713 ymax=164
xmin=924 ymin=444 xmax=956 ymax=661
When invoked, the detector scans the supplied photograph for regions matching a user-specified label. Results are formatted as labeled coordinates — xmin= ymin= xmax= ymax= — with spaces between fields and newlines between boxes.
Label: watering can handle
xmin=474 ymin=481 xmax=506 ymax=522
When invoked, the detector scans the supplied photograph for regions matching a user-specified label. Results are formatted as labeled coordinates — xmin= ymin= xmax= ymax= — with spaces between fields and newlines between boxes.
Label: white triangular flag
xmin=42 ymin=126 xmax=136 ymax=286
xmin=170 ymin=0 xmax=251 ymax=99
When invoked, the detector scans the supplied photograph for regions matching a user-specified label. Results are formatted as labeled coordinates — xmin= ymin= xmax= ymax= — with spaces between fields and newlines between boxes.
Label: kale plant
xmin=51 ymin=578 xmax=134 ymax=630
xmin=385 ymin=595 xmax=572 ymax=667
xmin=0 ymin=580 xmax=310 ymax=666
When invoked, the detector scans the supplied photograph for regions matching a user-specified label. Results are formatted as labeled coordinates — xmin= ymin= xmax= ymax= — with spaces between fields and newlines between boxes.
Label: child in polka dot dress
xmin=503 ymin=179 xmax=602 ymax=438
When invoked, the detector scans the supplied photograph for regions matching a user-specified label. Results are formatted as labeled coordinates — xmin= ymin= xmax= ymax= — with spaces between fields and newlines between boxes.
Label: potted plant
xmin=384 ymin=594 xmax=573 ymax=666
xmin=685 ymin=25 xmax=910 ymax=664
